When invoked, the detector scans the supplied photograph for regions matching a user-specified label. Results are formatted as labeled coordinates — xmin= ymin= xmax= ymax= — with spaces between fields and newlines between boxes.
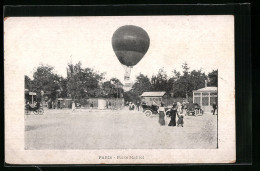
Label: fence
xmin=78 ymin=98 xmax=125 ymax=109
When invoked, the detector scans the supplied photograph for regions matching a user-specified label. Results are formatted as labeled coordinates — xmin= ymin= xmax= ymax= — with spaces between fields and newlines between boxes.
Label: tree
xmin=208 ymin=70 xmax=218 ymax=87
xmin=66 ymin=61 xmax=104 ymax=100
xmin=31 ymin=64 xmax=61 ymax=100
xmin=132 ymin=74 xmax=152 ymax=96
xmin=25 ymin=75 xmax=31 ymax=90
xmin=171 ymin=63 xmax=208 ymax=99
xmin=151 ymin=68 xmax=168 ymax=91
xmin=101 ymin=78 xmax=124 ymax=98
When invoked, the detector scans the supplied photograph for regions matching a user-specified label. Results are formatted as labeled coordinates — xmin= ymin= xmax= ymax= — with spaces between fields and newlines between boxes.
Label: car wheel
xmin=38 ymin=109 xmax=44 ymax=115
xmin=166 ymin=111 xmax=171 ymax=117
xmin=144 ymin=110 xmax=152 ymax=117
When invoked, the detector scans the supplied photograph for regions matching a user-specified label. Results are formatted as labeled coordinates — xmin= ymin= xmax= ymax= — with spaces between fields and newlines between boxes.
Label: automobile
xmin=186 ymin=103 xmax=204 ymax=116
xmin=75 ymin=103 xmax=81 ymax=108
xmin=142 ymin=104 xmax=172 ymax=118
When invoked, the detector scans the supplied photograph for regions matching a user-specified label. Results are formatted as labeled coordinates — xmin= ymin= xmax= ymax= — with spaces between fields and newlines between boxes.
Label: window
xmin=202 ymin=93 xmax=209 ymax=96
xmin=210 ymin=92 xmax=217 ymax=96
xmin=194 ymin=97 xmax=200 ymax=104
xmin=202 ymin=97 xmax=209 ymax=106
xmin=194 ymin=93 xmax=201 ymax=96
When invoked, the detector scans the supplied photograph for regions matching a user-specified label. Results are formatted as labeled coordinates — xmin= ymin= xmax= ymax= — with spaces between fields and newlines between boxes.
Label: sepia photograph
xmin=5 ymin=15 xmax=235 ymax=164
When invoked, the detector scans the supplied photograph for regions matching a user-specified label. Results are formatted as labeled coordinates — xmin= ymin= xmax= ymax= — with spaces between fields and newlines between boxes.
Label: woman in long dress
xmin=168 ymin=103 xmax=177 ymax=126
xmin=158 ymin=102 xmax=166 ymax=126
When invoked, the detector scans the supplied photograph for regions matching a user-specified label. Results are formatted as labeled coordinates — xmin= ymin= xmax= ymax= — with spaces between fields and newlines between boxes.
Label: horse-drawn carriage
xmin=25 ymin=104 xmax=44 ymax=115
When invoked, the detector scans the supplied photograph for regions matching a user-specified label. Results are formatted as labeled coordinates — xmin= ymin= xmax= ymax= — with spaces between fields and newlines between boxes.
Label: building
xmin=141 ymin=91 xmax=166 ymax=105
xmin=193 ymin=86 xmax=218 ymax=113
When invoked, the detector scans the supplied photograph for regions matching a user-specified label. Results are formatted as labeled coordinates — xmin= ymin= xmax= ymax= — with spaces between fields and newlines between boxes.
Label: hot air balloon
xmin=112 ymin=25 xmax=150 ymax=90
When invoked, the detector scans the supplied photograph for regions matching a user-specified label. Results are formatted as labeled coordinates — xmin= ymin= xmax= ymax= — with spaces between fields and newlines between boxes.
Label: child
xmin=177 ymin=113 xmax=184 ymax=127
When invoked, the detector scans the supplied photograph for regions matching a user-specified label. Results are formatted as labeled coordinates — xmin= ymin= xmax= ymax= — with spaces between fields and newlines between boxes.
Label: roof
xmin=141 ymin=91 xmax=166 ymax=97
xmin=193 ymin=86 xmax=217 ymax=92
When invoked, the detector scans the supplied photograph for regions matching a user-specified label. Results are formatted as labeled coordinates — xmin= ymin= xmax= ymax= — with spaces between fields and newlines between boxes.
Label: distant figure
xmin=72 ymin=101 xmax=76 ymax=112
xmin=158 ymin=102 xmax=166 ymax=126
xmin=136 ymin=101 xmax=140 ymax=111
xmin=57 ymin=101 xmax=60 ymax=109
xmin=129 ymin=102 xmax=135 ymax=111
xmin=177 ymin=113 xmax=184 ymax=127
xmin=129 ymin=102 xmax=132 ymax=110
xmin=194 ymin=103 xmax=200 ymax=116
xmin=177 ymin=102 xmax=182 ymax=114
xmin=90 ymin=102 xmax=94 ymax=109
xmin=108 ymin=101 xmax=111 ymax=109
xmin=106 ymin=101 xmax=109 ymax=109
xmin=212 ymin=102 xmax=217 ymax=115
xmin=168 ymin=103 xmax=177 ymax=127
xmin=182 ymin=101 xmax=188 ymax=115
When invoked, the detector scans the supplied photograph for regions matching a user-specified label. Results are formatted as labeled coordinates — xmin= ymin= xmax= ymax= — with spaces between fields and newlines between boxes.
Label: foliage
xmin=101 ymin=78 xmax=124 ymax=98
xmin=24 ymin=75 xmax=31 ymax=90
xmin=66 ymin=62 xmax=104 ymax=100
xmin=30 ymin=64 xmax=64 ymax=100
xmin=151 ymin=68 xmax=168 ymax=91
xmin=25 ymin=61 xmax=218 ymax=104
xmin=132 ymin=74 xmax=152 ymax=96
xmin=207 ymin=70 xmax=218 ymax=87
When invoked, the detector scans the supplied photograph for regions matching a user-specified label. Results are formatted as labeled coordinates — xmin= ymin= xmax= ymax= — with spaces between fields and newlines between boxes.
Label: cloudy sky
xmin=4 ymin=16 xmax=234 ymax=83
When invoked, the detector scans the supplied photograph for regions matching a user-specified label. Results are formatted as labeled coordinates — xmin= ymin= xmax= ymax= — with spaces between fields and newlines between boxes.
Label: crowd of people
xmin=158 ymin=102 xmax=184 ymax=127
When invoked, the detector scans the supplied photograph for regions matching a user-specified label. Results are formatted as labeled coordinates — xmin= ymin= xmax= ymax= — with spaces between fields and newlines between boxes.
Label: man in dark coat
xmin=212 ymin=102 xmax=217 ymax=115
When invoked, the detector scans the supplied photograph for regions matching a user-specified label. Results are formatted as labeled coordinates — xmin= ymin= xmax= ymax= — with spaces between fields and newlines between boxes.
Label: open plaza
xmin=25 ymin=108 xmax=217 ymax=149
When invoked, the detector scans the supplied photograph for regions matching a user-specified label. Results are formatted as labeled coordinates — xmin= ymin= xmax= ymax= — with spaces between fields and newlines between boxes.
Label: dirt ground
xmin=25 ymin=108 xmax=217 ymax=149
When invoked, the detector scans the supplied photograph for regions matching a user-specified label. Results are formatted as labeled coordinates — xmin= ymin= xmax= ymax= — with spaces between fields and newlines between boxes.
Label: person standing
xmin=177 ymin=102 xmax=182 ymax=114
xmin=168 ymin=103 xmax=177 ymax=127
xmin=71 ymin=101 xmax=76 ymax=113
xmin=212 ymin=102 xmax=217 ymax=115
xmin=90 ymin=102 xmax=94 ymax=110
xmin=177 ymin=113 xmax=184 ymax=127
xmin=136 ymin=101 xmax=140 ymax=111
xmin=108 ymin=101 xmax=111 ymax=109
xmin=106 ymin=100 xmax=109 ymax=109
xmin=158 ymin=102 xmax=166 ymax=126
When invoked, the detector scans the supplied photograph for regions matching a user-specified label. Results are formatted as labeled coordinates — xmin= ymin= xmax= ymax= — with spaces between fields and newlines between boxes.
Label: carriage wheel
xmin=33 ymin=110 xmax=38 ymax=115
xmin=38 ymin=109 xmax=44 ymax=115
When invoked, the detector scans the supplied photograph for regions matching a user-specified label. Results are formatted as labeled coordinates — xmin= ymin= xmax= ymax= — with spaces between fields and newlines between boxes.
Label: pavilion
xmin=193 ymin=86 xmax=218 ymax=113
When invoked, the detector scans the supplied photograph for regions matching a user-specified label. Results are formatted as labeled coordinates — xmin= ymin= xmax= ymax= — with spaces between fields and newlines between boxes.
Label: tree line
xmin=25 ymin=62 xmax=217 ymax=103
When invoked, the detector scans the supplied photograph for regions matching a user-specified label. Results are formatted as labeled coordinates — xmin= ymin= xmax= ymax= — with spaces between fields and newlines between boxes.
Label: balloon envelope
xmin=112 ymin=25 xmax=150 ymax=67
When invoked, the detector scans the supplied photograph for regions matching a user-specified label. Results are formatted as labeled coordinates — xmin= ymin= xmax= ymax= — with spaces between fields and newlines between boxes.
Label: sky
xmin=4 ymin=16 xmax=234 ymax=83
